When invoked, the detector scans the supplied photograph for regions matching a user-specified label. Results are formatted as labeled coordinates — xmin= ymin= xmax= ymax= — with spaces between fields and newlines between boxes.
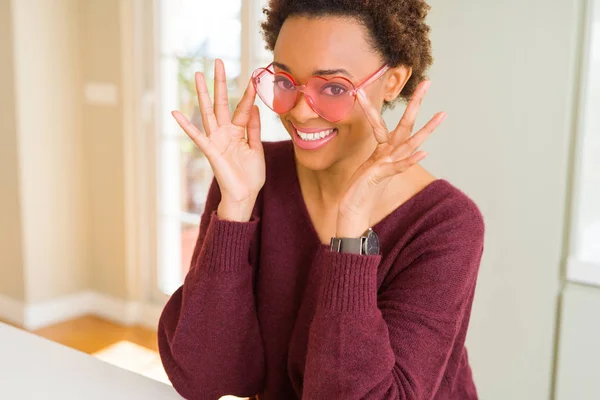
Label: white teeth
xmin=296 ymin=128 xmax=335 ymax=141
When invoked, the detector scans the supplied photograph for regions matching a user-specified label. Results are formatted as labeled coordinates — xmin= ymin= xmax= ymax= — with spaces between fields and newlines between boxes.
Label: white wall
xmin=382 ymin=0 xmax=582 ymax=398
xmin=0 ymin=0 xmax=153 ymax=330
xmin=79 ymin=0 xmax=129 ymax=300
xmin=11 ymin=0 xmax=88 ymax=303
xmin=572 ymin=1 xmax=600 ymax=263
xmin=555 ymin=1 xmax=600 ymax=398
xmin=0 ymin=0 xmax=25 ymax=302
xmin=555 ymin=283 xmax=600 ymax=399
xmin=569 ymin=0 xmax=600 ymax=277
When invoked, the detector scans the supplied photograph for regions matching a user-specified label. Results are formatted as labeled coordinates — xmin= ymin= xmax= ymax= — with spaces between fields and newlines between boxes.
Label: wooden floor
xmin=2 ymin=316 xmax=158 ymax=355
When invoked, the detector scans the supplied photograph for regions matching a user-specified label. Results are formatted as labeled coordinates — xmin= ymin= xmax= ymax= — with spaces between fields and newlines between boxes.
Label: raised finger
xmin=195 ymin=71 xmax=219 ymax=134
xmin=171 ymin=110 xmax=214 ymax=158
xmin=357 ymin=89 xmax=389 ymax=144
xmin=231 ymin=78 xmax=257 ymax=127
xmin=390 ymin=80 xmax=431 ymax=145
xmin=247 ymin=105 xmax=263 ymax=151
xmin=391 ymin=112 xmax=445 ymax=160
xmin=214 ymin=59 xmax=231 ymax=126
xmin=379 ymin=151 xmax=428 ymax=179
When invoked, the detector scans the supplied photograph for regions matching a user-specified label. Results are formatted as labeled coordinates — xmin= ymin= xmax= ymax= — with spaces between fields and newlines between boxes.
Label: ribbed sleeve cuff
xmin=318 ymin=250 xmax=382 ymax=312
xmin=199 ymin=210 xmax=259 ymax=273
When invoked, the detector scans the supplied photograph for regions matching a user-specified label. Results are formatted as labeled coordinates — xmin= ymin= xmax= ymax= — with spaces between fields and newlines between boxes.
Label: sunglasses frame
xmin=252 ymin=62 xmax=390 ymax=122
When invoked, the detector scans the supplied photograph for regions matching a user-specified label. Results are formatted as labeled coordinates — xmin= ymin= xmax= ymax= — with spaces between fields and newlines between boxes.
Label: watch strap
xmin=329 ymin=236 xmax=365 ymax=254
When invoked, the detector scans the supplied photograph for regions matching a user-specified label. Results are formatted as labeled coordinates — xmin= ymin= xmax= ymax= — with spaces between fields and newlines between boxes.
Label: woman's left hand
xmin=336 ymin=81 xmax=446 ymax=238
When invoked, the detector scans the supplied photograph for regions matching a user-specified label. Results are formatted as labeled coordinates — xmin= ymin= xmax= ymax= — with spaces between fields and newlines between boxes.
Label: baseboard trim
xmin=0 ymin=291 xmax=164 ymax=330
xmin=25 ymin=291 xmax=96 ymax=330
xmin=91 ymin=292 xmax=164 ymax=330
xmin=0 ymin=294 xmax=25 ymax=327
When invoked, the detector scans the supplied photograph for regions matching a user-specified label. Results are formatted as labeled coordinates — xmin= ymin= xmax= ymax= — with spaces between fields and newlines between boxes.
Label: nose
xmin=288 ymin=92 xmax=320 ymax=124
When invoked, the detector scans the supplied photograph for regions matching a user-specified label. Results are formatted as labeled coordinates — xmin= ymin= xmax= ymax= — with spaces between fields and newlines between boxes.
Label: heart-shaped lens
xmin=254 ymin=70 xmax=298 ymax=114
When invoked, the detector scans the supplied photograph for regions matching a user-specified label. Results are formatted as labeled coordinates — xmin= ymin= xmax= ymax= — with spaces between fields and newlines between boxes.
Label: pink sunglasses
xmin=251 ymin=63 xmax=389 ymax=123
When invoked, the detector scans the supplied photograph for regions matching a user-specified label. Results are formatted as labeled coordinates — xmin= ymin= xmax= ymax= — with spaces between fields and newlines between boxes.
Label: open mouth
xmin=290 ymin=123 xmax=339 ymax=150
xmin=295 ymin=128 xmax=337 ymax=141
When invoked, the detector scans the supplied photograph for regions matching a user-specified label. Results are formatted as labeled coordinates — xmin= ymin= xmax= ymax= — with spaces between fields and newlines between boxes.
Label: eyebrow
xmin=272 ymin=61 xmax=354 ymax=79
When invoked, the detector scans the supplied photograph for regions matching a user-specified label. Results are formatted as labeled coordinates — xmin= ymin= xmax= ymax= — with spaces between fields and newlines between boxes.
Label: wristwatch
xmin=329 ymin=228 xmax=380 ymax=255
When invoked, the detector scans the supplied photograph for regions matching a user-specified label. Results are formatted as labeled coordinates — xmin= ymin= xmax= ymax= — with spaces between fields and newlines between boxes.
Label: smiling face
xmin=273 ymin=15 xmax=409 ymax=171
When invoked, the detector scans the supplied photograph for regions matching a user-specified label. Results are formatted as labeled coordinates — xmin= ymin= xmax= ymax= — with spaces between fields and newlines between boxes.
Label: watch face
xmin=365 ymin=229 xmax=380 ymax=255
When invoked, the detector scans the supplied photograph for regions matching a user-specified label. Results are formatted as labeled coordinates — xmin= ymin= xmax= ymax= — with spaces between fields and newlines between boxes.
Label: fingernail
xmin=358 ymin=89 xmax=366 ymax=98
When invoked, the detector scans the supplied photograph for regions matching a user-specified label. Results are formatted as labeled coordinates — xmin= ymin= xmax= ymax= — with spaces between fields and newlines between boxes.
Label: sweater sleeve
xmin=157 ymin=177 xmax=265 ymax=400
xmin=302 ymin=205 xmax=485 ymax=399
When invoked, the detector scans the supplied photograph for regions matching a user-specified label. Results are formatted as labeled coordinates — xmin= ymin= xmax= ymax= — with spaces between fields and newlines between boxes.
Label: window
xmin=567 ymin=1 xmax=600 ymax=286
xmin=155 ymin=0 xmax=286 ymax=295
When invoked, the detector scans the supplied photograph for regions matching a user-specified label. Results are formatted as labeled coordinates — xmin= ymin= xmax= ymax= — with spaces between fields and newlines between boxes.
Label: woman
xmin=158 ymin=1 xmax=484 ymax=399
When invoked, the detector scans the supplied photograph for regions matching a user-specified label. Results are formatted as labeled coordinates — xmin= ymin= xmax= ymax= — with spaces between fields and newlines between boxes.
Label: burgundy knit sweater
xmin=158 ymin=140 xmax=485 ymax=400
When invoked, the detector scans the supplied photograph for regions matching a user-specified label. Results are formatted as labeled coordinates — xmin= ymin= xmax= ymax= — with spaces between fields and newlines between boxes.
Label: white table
xmin=0 ymin=322 xmax=182 ymax=399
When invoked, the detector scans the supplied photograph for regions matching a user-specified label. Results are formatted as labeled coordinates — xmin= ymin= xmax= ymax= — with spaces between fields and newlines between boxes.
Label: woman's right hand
xmin=172 ymin=59 xmax=265 ymax=222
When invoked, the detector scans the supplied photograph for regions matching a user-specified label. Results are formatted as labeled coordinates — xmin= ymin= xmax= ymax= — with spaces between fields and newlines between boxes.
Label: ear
xmin=383 ymin=66 xmax=412 ymax=102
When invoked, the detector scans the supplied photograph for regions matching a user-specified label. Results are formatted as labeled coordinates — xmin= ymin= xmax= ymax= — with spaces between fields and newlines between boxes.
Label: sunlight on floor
xmin=92 ymin=340 xmax=171 ymax=384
